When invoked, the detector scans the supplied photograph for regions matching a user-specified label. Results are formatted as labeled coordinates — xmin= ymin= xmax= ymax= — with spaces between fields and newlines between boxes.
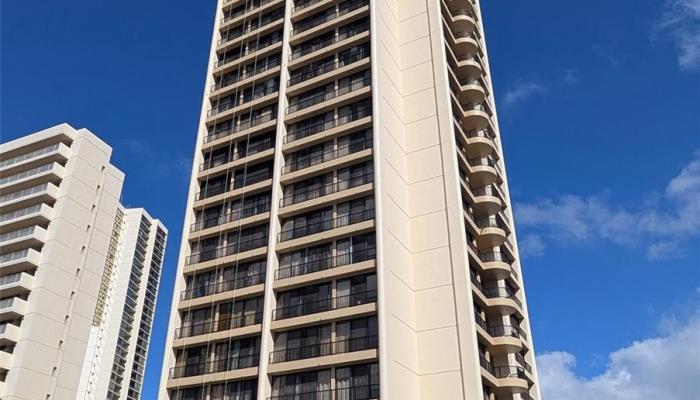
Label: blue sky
xmin=2 ymin=0 xmax=699 ymax=399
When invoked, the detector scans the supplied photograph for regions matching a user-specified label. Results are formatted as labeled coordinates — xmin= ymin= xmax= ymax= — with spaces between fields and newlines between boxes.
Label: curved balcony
xmin=477 ymin=251 xmax=515 ymax=281
xmin=470 ymin=185 xmax=502 ymax=215
xmin=447 ymin=8 xmax=477 ymax=33
xmin=459 ymin=102 xmax=491 ymax=131
xmin=453 ymin=53 xmax=483 ymax=79
xmin=474 ymin=215 xmax=507 ymax=248
xmin=471 ymin=275 xmax=522 ymax=316
xmin=456 ymin=77 xmax=487 ymax=104
xmin=480 ymin=356 xmax=530 ymax=394
xmin=466 ymin=156 xmax=498 ymax=187
xmin=475 ymin=313 xmax=523 ymax=354
xmin=451 ymin=31 xmax=480 ymax=56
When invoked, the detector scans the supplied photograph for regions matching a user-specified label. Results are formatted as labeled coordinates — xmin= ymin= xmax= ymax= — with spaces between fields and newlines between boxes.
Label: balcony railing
xmin=279 ymin=208 xmax=374 ymax=242
xmin=190 ymin=201 xmax=270 ymax=232
xmin=0 ymin=204 xmax=42 ymax=224
xmin=0 ymin=298 xmax=17 ymax=309
xmin=288 ymin=76 xmax=371 ymax=114
xmin=186 ymin=235 xmax=268 ymax=265
xmin=272 ymin=289 xmax=377 ymax=320
xmin=467 ymin=156 xmax=497 ymax=169
xmin=194 ymin=172 xmax=271 ymax=200
xmin=292 ymin=0 xmax=368 ymax=36
xmin=0 ymin=163 xmax=54 ymax=186
xmin=0 ymin=144 xmax=60 ymax=169
xmin=474 ymin=312 xmax=524 ymax=340
xmin=288 ymin=50 xmax=369 ymax=86
xmin=270 ymin=335 xmax=378 ymax=363
xmin=215 ymin=37 xmax=282 ymax=68
xmin=474 ymin=215 xmax=507 ymax=230
xmin=200 ymin=139 xmax=274 ymax=171
xmin=175 ymin=312 xmax=262 ymax=339
xmin=276 ymin=246 xmax=376 ymax=280
xmin=283 ymin=137 xmax=372 ymax=175
xmin=208 ymin=87 xmax=278 ymax=117
xmin=0 ymin=226 xmax=36 ymax=243
xmin=169 ymin=353 xmax=259 ymax=379
xmin=205 ymin=113 xmax=276 ymax=143
xmin=515 ymin=352 xmax=533 ymax=373
xmin=280 ymin=172 xmax=374 ymax=207
xmin=470 ymin=273 xmax=521 ymax=308
xmin=180 ymin=271 xmax=266 ymax=300
xmin=291 ymin=21 xmax=369 ymax=61
xmin=291 ymin=0 xmax=323 ymax=13
xmin=479 ymin=355 xmax=527 ymax=380
xmin=0 ymin=273 xmax=22 ymax=286
xmin=0 ymin=249 xmax=29 ymax=264
xmin=0 ymin=183 xmax=49 ymax=204
xmin=269 ymin=385 xmax=380 ymax=400
xmin=211 ymin=57 xmax=281 ymax=92
xmin=285 ymin=107 xmax=372 ymax=143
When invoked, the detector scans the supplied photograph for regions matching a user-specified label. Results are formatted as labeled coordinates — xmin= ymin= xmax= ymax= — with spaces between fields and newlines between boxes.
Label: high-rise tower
xmin=160 ymin=1 xmax=540 ymax=399
xmin=0 ymin=124 xmax=167 ymax=400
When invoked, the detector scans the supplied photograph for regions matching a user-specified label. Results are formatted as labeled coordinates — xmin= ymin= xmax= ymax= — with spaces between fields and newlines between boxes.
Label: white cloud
xmin=503 ymin=82 xmax=546 ymax=106
xmin=519 ymin=233 xmax=546 ymax=258
xmin=658 ymin=0 xmax=700 ymax=69
xmin=515 ymin=150 xmax=700 ymax=259
xmin=538 ymin=310 xmax=700 ymax=400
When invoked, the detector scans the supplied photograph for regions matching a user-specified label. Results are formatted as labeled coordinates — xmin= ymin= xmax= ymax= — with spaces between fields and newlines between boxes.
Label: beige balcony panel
xmin=192 ymin=179 xmax=272 ymax=209
xmin=472 ymin=289 xmax=523 ymax=319
xmin=282 ymin=117 xmax=372 ymax=153
xmin=0 ymin=297 xmax=28 ymax=320
xmin=0 ymin=323 xmax=21 ymax=346
xmin=460 ymin=108 xmax=490 ymax=131
xmin=202 ymin=120 xmax=278 ymax=152
xmin=475 ymin=226 xmax=507 ymax=249
xmin=275 ymin=219 xmax=375 ymax=253
xmin=274 ymin=259 xmax=376 ymax=291
xmin=290 ymin=5 xmax=370 ymax=45
xmin=0 ymin=142 xmax=70 ymax=176
xmin=0 ymin=351 xmax=12 ymax=370
xmin=166 ymin=366 xmax=259 ymax=390
xmin=481 ymin=367 xmax=529 ymax=395
xmin=197 ymin=149 xmax=275 ymax=181
xmin=287 ymin=58 xmax=371 ymax=95
xmin=288 ymin=31 xmax=370 ymax=69
xmin=285 ymin=86 xmax=372 ymax=124
xmin=0 ymin=248 xmax=41 ymax=275
xmin=177 ymin=283 xmax=264 ymax=311
xmin=183 ymin=247 xmax=268 ymax=275
xmin=475 ymin=325 xmax=522 ymax=355
xmin=0 ymin=225 xmax=48 ymax=253
xmin=472 ymin=193 xmax=502 ymax=216
xmin=267 ymin=348 xmax=378 ymax=375
xmin=467 ymin=164 xmax=498 ymax=187
xmin=270 ymin=302 xmax=376 ymax=331
xmin=281 ymin=148 xmax=373 ymax=184
xmin=210 ymin=66 xmax=282 ymax=100
xmin=0 ymin=182 xmax=59 ymax=213
xmin=446 ymin=10 xmax=477 ymax=33
xmin=0 ymin=203 xmax=53 ymax=232
xmin=0 ymin=272 xmax=34 ymax=297
xmin=0 ymin=162 xmax=64 ymax=193
xmin=189 ymin=212 xmax=271 ymax=242
xmin=278 ymin=183 xmax=374 ymax=218
xmin=172 ymin=324 xmax=262 ymax=350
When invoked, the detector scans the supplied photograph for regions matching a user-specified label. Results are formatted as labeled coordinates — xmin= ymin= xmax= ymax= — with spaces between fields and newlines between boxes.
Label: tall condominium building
xmin=160 ymin=0 xmax=540 ymax=399
xmin=0 ymin=124 xmax=167 ymax=400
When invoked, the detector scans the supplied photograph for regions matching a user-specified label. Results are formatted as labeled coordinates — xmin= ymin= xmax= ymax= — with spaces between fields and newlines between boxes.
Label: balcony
xmin=449 ymin=48 xmax=484 ymax=79
xmin=474 ymin=313 xmax=523 ymax=353
xmin=0 ymin=203 xmax=52 ymax=233
xmin=288 ymin=50 xmax=370 ymax=88
xmin=169 ymin=353 xmax=259 ymax=379
xmin=0 ymin=297 xmax=27 ymax=320
xmin=190 ymin=202 xmax=270 ymax=236
xmin=480 ymin=356 xmax=530 ymax=392
xmin=214 ymin=36 xmax=282 ymax=70
xmin=471 ymin=275 xmax=522 ymax=315
xmin=217 ymin=12 xmax=284 ymax=50
xmin=0 ymin=248 xmax=41 ymax=274
xmin=269 ymin=385 xmax=380 ymax=400
xmin=458 ymin=101 xmax=491 ymax=132
xmin=455 ymin=76 xmax=487 ymax=104
xmin=0 ymin=225 xmax=48 ymax=253
xmin=279 ymin=173 xmax=374 ymax=213
xmin=0 ymin=142 xmax=69 ymax=176
xmin=272 ymin=289 xmax=377 ymax=322
xmin=0 ymin=182 xmax=59 ymax=212
xmin=291 ymin=26 xmax=370 ymax=68
xmin=185 ymin=236 xmax=268 ymax=266
xmin=276 ymin=246 xmax=376 ymax=281
xmin=474 ymin=215 xmax=508 ymax=248
xmin=465 ymin=155 xmax=499 ymax=187
xmin=0 ymin=162 xmax=64 ymax=193
xmin=515 ymin=352 xmax=533 ymax=374
xmin=200 ymin=139 xmax=274 ymax=174
xmin=450 ymin=29 xmax=480 ymax=56
xmin=175 ymin=312 xmax=263 ymax=340
xmin=0 ymin=351 xmax=12 ymax=371
xmin=292 ymin=0 xmax=369 ymax=37
xmin=0 ymin=272 xmax=34 ymax=297
xmin=477 ymin=251 xmax=517 ymax=281
xmin=0 ymin=323 xmax=21 ymax=345
xmin=446 ymin=8 xmax=477 ymax=33
xmin=270 ymin=335 xmax=378 ymax=364
xmin=279 ymin=208 xmax=375 ymax=242
xmin=283 ymin=138 xmax=373 ymax=180
xmin=210 ymin=56 xmax=281 ymax=96
xmin=221 ymin=0 xmax=281 ymax=27
xmin=469 ymin=185 xmax=502 ymax=215
xmin=180 ymin=271 xmax=265 ymax=301
xmin=284 ymin=107 xmax=373 ymax=146
xmin=287 ymin=76 xmax=371 ymax=118
xmin=204 ymin=113 xmax=277 ymax=146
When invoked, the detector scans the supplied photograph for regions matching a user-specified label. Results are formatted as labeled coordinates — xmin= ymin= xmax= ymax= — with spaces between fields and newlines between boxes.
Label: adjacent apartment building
xmin=160 ymin=0 xmax=540 ymax=399
xmin=0 ymin=124 xmax=167 ymax=400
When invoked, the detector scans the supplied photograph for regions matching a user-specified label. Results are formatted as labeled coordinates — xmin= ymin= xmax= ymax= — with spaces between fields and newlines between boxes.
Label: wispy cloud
xmin=122 ymin=138 xmax=191 ymax=178
xmin=657 ymin=0 xmax=700 ymax=69
xmin=519 ymin=233 xmax=546 ymax=258
xmin=503 ymin=81 xmax=546 ymax=106
xmin=538 ymin=304 xmax=700 ymax=399
xmin=591 ymin=44 xmax=626 ymax=69
xmin=515 ymin=150 xmax=700 ymax=259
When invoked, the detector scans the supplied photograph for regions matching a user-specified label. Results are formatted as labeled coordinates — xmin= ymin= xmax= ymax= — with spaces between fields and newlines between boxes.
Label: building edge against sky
xmin=159 ymin=0 xmax=540 ymax=399
xmin=0 ymin=124 xmax=167 ymax=400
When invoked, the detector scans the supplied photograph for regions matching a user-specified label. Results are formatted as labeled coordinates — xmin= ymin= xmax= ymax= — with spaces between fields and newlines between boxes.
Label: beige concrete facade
xmin=160 ymin=1 xmax=540 ymax=399
xmin=0 ymin=124 xmax=167 ymax=400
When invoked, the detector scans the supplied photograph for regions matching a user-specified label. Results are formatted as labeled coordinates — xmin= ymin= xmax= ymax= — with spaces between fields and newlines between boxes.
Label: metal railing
xmin=205 ymin=112 xmax=276 ymax=143
xmin=276 ymin=246 xmax=376 ymax=280
xmin=0 ymin=226 xmax=36 ymax=243
xmin=180 ymin=271 xmax=266 ymax=300
xmin=470 ymin=273 xmax=522 ymax=308
xmin=268 ymin=384 xmax=380 ymax=400
xmin=214 ymin=37 xmax=282 ymax=68
xmin=291 ymin=0 xmax=324 ymax=13
xmin=269 ymin=335 xmax=378 ymax=363
xmin=292 ymin=0 xmax=368 ymax=36
xmin=211 ymin=57 xmax=281 ymax=92
xmin=283 ymin=138 xmax=372 ymax=174
xmin=0 ymin=163 xmax=54 ymax=186
xmin=279 ymin=172 xmax=373 ymax=207
xmin=279 ymin=208 xmax=374 ymax=242
xmin=288 ymin=76 xmax=371 ymax=114
xmin=272 ymin=289 xmax=377 ymax=320
xmin=288 ymin=50 xmax=369 ymax=86
xmin=284 ymin=106 xmax=372 ymax=143
xmin=175 ymin=312 xmax=262 ymax=339
xmin=169 ymin=353 xmax=259 ymax=379
xmin=208 ymin=86 xmax=279 ymax=117
xmin=0 ymin=183 xmax=50 ymax=204
xmin=199 ymin=138 xmax=274 ymax=171
xmin=0 ymin=249 xmax=29 ymax=264
xmin=222 ymin=0 xmax=278 ymax=24
xmin=0 ymin=204 xmax=43 ymax=223
xmin=0 ymin=144 xmax=60 ymax=169
xmin=0 ymin=273 xmax=22 ymax=286
xmin=474 ymin=313 xmax=522 ymax=340
xmin=194 ymin=171 xmax=271 ymax=200
xmin=515 ymin=352 xmax=533 ymax=373
xmin=186 ymin=235 xmax=268 ymax=265
xmin=479 ymin=355 xmax=527 ymax=380
xmin=291 ymin=21 xmax=369 ymax=60
xmin=190 ymin=201 xmax=270 ymax=232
